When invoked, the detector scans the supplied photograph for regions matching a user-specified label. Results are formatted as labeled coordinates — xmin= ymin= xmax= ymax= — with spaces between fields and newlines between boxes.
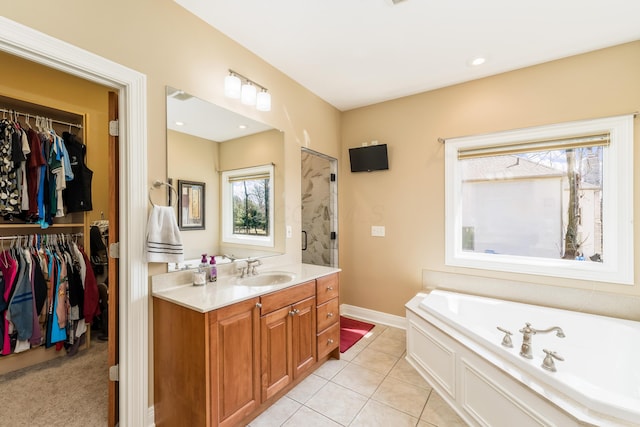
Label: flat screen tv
xmin=349 ymin=144 xmax=389 ymax=172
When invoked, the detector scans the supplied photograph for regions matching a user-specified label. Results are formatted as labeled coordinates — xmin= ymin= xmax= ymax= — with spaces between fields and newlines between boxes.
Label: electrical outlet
xmin=286 ymin=225 xmax=292 ymax=238
xmin=371 ymin=225 xmax=385 ymax=237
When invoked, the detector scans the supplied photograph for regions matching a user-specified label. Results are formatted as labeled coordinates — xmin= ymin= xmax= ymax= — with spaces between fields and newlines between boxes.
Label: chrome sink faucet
xmin=519 ymin=322 xmax=565 ymax=359
xmin=245 ymin=259 xmax=262 ymax=276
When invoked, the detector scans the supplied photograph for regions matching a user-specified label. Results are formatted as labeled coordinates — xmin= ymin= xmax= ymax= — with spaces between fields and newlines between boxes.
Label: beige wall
xmin=167 ymin=129 xmax=219 ymax=260
xmin=340 ymin=41 xmax=640 ymax=317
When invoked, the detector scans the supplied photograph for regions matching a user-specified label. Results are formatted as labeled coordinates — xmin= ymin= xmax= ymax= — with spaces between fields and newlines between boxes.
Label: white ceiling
xmin=167 ymin=87 xmax=273 ymax=141
xmin=175 ymin=0 xmax=640 ymax=111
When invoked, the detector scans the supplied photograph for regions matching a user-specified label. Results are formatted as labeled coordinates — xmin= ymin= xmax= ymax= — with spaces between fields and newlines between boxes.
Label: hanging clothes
xmin=62 ymin=132 xmax=93 ymax=213
xmin=0 ymin=235 xmax=97 ymax=355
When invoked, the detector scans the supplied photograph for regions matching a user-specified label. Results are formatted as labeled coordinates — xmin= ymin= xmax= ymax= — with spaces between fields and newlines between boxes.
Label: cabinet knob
xmin=256 ymin=302 xmax=262 ymax=308
xmin=326 ymin=286 xmax=333 ymax=291
xmin=327 ymin=312 xmax=334 ymax=318
xmin=327 ymin=338 xmax=334 ymax=344
xmin=289 ymin=309 xmax=300 ymax=316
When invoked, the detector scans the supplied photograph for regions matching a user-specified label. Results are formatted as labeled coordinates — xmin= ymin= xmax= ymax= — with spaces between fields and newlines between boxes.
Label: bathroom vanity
xmin=151 ymin=264 xmax=340 ymax=426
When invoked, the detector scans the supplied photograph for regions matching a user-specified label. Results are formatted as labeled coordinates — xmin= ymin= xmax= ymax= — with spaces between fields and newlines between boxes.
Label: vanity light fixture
xmin=225 ymin=69 xmax=271 ymax=111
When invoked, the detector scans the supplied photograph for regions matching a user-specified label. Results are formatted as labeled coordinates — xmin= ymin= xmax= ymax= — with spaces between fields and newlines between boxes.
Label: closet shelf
xmin=0 ymin=223 xmax=85 ymax=229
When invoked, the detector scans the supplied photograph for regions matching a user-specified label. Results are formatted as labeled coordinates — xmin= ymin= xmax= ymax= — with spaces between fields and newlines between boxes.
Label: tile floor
xmin=248 ymin=319 xmax=467 ymax=427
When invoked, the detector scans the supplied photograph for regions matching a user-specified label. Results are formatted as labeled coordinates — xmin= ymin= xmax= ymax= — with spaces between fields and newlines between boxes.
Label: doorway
xmin=301 ymin=148 xmax=338 ymax=267
xmin=0 ymin=17 xmax=149 ymax=425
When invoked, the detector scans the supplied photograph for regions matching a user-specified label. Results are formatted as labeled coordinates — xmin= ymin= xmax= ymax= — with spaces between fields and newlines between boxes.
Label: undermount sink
xmin=235 ymin=271 xmax=296 ymax=287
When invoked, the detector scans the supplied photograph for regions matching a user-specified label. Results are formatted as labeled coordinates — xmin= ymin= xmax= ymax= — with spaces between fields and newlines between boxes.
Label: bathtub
xmin=405 ymin=290 xmax=640 ymax=427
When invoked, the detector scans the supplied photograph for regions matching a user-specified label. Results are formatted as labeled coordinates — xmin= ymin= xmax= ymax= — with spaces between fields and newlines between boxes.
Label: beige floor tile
xmin=286 ymin=374 xmax=327 ymax=403
xmin=388 ymin=357 xmax=431 ymax=390
xmin=282 ymin=405 xmax=342 ymax=427
xmin=248 ymin=396 xmax=301 ymax=427
xmin=331 ymin=363 xmax=385 ymax=397
xmin=313 ymin=358 xmax=348 ymax=380
xmin=371 ymin=376 xmax=431 ymax=418
xmin=367 ymin=334 xmax=406 ymax=357
xmin=340 ymin=339 xmax=368 ymax=361
xmin=305 ymin=381 xmax=368 ymax=425
xmin=351 ymin=347 xmax=399 ymax=375
xmin=420 ymin=391 xmax=467 ymax=427
xmin=380 ymin=326 xmax=406 ymax=342
xmin=349 ymin=400 xmax=419 ymax=427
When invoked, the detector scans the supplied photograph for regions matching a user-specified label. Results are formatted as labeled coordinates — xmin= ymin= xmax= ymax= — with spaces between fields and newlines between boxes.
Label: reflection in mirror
xmin=166 ymin=86 xmax=285 ymax=269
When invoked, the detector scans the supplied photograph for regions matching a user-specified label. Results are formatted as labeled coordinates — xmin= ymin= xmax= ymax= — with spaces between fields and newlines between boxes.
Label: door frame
xmin=0 ymin=17 xmax=150 ymax=426
xmin=301 ymin=148 xmax=339 ymax=267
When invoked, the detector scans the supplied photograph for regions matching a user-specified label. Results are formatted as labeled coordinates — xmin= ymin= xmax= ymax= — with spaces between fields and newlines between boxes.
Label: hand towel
xmin=146 ymin=205 xmax=184 ymax=263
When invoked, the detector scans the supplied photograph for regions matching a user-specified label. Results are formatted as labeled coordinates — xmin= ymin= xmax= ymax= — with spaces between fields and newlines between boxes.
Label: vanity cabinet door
xmin=291 ymin=296 xmax=317 ymax=379
xmin=215 ymin=298 xmax=260 ymax=427
xmin=260 ymin=305 xmax=293 ymax=401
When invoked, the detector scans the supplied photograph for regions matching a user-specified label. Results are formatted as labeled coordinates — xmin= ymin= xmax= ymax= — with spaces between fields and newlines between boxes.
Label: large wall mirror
xmin=166 ymin=86 xmax=285 ymax=267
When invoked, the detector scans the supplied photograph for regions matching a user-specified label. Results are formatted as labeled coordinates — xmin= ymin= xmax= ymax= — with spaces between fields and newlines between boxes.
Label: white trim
xmin=445 ymin=114 xmax=634 ymax=285
xmin=0 ymin=17 xmax=149 ymax=425
xmin=340 ymin=303 xmax=407 ymax=330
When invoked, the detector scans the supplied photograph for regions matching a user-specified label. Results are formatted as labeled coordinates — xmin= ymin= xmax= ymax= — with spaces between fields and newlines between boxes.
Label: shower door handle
xmin=302 ymin=230 xmax=308 ymax=251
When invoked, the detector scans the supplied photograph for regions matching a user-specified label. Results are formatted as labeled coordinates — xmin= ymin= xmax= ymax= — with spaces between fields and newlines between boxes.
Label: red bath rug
xmin=340 ymin=316 xmax=375 ymax=353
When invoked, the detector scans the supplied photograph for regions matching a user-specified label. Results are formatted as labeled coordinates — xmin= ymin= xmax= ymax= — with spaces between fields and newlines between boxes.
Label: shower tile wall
xmin=301 ymin=151 xmax=336 ymax=266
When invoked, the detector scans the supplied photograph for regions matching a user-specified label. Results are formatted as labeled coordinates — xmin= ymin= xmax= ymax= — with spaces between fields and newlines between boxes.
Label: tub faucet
xmin=519 ymin=322 xmax=565 ymax=359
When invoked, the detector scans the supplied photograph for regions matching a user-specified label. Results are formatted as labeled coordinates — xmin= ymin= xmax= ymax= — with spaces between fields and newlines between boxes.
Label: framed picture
xmin=178 ymin=180 xmax=205 ymax=230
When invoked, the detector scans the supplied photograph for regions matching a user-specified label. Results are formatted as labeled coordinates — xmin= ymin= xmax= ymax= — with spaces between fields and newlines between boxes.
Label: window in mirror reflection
xmin=222 ymin=164 xmax=274 ymax=247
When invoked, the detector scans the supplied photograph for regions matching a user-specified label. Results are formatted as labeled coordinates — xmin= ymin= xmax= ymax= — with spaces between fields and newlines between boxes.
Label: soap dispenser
xmin=209 ymin=255 xmax=217 ymax=282
xmin=199 ymin=253 xmax=209 ymax=281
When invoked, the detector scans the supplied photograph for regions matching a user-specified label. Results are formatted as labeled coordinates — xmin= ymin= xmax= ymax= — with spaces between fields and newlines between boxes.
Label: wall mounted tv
xmin=349 ymin=144 xmax=389 ymax=172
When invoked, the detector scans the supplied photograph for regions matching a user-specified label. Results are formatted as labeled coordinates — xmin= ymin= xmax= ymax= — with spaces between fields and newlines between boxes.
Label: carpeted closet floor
xmin=0 ymin=335 xmax=108 ymax=426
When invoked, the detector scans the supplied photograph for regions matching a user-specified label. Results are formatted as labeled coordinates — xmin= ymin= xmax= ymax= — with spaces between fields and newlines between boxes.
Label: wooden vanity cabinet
xmin=259 ymin=281 xmax=316 ymax=401
xmin=153 ymin=272 xmax=340 ymax=426
xmin=316 ymin=273 xmax=340 ymax=359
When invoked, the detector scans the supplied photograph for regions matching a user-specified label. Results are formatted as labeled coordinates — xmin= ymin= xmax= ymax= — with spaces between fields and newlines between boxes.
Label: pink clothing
xmin=1 ymin=252 xmax=18 ymax=355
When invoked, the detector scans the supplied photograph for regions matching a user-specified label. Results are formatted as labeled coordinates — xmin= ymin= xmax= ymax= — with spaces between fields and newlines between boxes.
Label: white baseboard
xmin=148 ymin=406 xmax=155 ymax=426
xmin=340 ymin=304 xmax=407 ymax=330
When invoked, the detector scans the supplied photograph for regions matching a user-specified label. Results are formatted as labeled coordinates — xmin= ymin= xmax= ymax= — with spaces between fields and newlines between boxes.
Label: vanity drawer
xmin=317 ymin=322 xmax=340 ymax=359
xmin=316 ymin=274 xmax=339 ymax=305
xmin=260 ymin=281 xmax=315 ymax=315
xmin=316 ymin=298 xmax=339 ymax=332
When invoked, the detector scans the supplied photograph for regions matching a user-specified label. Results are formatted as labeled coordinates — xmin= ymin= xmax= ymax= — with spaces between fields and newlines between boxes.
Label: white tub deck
xmin=406 ymin=290 xmax=640 ymax=427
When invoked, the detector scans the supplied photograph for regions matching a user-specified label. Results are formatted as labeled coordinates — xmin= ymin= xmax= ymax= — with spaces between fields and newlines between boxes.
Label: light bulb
xmin=241 ymin=82 xmax=257 ymax=105
xmin=224 ymin=74 xmax=241 ymax=99
xmin=256 ymin=90 xmax=271 ymax=112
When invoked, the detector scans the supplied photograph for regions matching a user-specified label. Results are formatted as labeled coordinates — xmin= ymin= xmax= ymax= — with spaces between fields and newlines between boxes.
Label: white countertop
xmin=151 ymin=263 xmax=341 ymax=313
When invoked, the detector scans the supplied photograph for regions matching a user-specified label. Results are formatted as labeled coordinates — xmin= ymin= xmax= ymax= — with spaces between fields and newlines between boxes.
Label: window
xmin=221 ymin=164 xmax=274 ymax=247
xmin=445 ymin=115 xmax=634 ymax=284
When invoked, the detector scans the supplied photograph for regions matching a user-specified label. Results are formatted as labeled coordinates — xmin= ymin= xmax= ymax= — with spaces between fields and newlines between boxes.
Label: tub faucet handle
xmin=541 ymin=349 xmax=564 ymax=372
xmin=496 ymin=326 xmax=514 ymax=348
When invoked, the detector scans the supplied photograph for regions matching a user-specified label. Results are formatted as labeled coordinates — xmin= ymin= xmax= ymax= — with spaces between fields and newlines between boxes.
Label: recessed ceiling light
xmin=175 ymin=121 xmax=184 ymax=126
xmin=238 ymin=124 xmax=248 ymax=129
xmin=469 ymin=56 xmax=487 ymax=66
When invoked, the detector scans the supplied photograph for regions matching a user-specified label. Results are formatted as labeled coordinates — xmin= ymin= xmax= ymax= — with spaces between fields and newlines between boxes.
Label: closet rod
xmin=0 ymin=107 xmax=83 ymax=129
xmin=0 ymin=232 xmax=83 ymax=241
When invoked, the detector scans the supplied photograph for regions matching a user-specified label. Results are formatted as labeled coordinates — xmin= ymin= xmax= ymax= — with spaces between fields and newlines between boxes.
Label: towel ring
xmin=149 ymin=180 xmax=178 ymax=207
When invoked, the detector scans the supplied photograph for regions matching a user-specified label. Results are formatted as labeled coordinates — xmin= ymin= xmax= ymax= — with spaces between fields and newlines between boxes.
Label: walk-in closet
xmin=0 ymin=50 xmax=114 ymax=426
